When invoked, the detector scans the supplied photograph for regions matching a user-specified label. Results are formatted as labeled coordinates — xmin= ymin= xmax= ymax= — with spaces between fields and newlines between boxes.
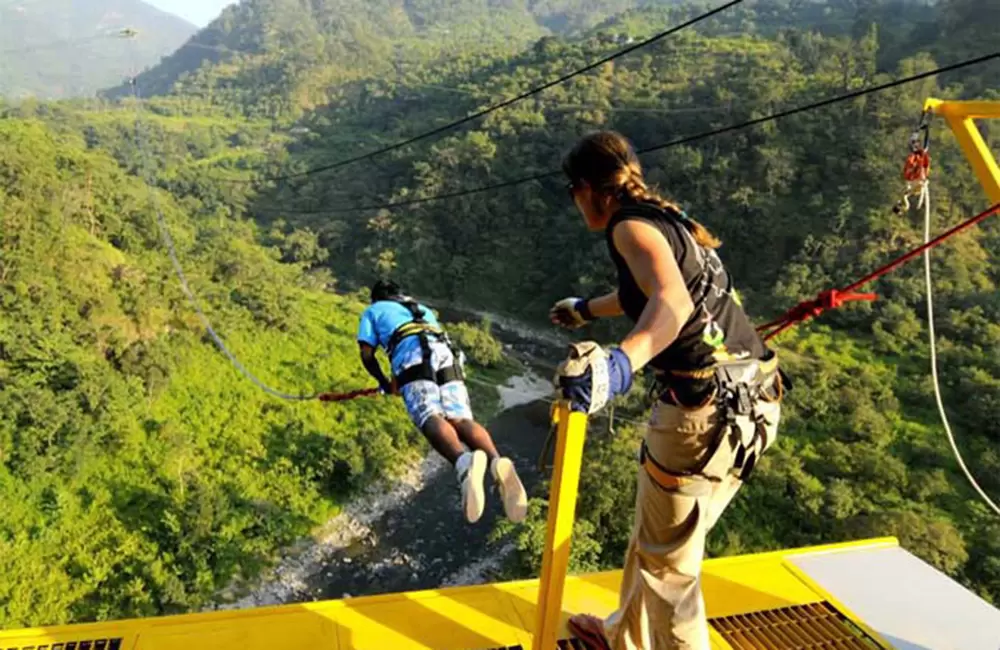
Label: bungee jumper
xmin=357 ymin=280 xmax=528 ymax=524
xmin=549 ymin=131 xmax=786 ymax=650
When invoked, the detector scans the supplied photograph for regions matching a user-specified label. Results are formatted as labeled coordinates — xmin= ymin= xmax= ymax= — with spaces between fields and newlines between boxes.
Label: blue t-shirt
xmin=357 ymin=300 xmax=441 ymax=374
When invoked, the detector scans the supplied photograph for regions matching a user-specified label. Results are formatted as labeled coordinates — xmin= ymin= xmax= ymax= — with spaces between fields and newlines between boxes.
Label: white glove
xmin=553 ymin=341 xmax=633 ymax=414
xmin=549 ymin=297 xmax=593 ymax=330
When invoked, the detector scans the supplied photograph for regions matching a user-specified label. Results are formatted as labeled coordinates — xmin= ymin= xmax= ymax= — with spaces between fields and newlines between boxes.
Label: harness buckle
xmin=730 ymin=382 xmax=754 ymax=416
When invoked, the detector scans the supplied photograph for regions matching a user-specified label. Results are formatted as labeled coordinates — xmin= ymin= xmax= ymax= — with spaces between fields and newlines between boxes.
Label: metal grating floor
xmin=476 ymin=603 xmax=884 ymax=650
xmin=556 ymin=640 xmax=588 ymax=650
xmin=5 ymin=639 xmax=123 ymax=650
xmin=711 ymin=602 xmax=884 ymax=649
xmin=477 ymin=639 xmax=587 ymax=650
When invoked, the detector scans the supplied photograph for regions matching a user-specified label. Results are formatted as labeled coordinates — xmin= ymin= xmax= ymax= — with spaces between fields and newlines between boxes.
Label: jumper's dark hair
xmin=370 ymin=279 xmax=401 ymax=303
xmin=562 ymin=130 xmax=720 ymax=249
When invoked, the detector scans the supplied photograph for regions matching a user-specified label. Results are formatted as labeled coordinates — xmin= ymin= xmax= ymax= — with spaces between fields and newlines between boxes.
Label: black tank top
xmin=605 ymin=202 xmax=766 ymax=374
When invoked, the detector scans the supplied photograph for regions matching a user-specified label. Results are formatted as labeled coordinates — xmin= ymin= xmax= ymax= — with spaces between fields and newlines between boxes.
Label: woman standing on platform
xmin=550 ymin=131 xmax=785 ymax=650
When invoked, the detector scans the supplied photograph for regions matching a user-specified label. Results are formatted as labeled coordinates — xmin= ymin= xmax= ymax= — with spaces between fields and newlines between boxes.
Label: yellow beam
xmin=532 ymin=402 xmax=588 ymax=650
xmin=944 ymin=114 xmax=1000 ymax=205
xmin=924 ymin=99 xmax=1000 ymax=120
xmin=924 ymin=98 xmax=1000 ymax=205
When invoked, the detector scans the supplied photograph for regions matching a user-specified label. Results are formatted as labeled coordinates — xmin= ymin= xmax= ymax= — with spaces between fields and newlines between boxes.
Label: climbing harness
xmin=641 ymin=353 xmax=784 ymax=494
xmin=384 ymin=295 xmax=466 ymax=388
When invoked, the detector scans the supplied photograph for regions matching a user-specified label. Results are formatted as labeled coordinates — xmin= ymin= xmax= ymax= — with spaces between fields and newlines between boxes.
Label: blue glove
xmin=554 ymin=342 xmax=633 ymax=414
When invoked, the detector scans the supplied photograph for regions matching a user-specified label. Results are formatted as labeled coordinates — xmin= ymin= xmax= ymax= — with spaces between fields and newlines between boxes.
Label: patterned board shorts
xmin=396 ymin=340 xmax=473 ymax=429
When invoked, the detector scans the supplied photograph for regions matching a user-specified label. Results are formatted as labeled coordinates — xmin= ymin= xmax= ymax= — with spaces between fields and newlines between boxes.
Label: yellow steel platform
xmin=0 ymin=537 xmax=897 ymax=650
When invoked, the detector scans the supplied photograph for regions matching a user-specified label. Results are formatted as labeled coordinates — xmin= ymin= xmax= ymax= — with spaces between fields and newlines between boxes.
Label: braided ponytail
xmin=616 ymin=163 xmax=721 ymax=249
xmin=563 ymin=131 xmax=721 ymax=250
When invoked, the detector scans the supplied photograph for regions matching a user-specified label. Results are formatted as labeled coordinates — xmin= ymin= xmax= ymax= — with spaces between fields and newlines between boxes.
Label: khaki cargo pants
xmin=602 ymin=387 xmax=781 ymax=650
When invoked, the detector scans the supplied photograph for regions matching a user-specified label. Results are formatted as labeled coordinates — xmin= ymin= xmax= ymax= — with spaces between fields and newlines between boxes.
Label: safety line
xmin=921 ymin=188 xmax=1000 ymax=515
xmin=125 ymin=46 xmax=324 ymax=401
xmin=260 ymin=50 xmax=1000 ymax=215
xmin=239 ymin=0 xmax=745 ymax=185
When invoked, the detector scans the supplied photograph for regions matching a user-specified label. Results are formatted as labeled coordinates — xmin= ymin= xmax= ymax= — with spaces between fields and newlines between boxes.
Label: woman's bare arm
xmin=586 ymin=290 xmax=624 ymax=318
xmin=611 ymin=220 xmax=695 ymax=372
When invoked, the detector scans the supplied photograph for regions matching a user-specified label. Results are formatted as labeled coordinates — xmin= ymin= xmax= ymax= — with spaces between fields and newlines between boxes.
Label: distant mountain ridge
xmin=0 ymin=0 xmax=196 ymax=99
xmin=107 ymin=0 xmax=684 ymax=114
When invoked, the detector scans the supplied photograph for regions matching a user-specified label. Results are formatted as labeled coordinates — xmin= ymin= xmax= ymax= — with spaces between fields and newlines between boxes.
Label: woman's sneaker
xmin=491 ymin=457 xmax=527 ymax=523
xmin=455 ymin=450 xmax=487 ymax=523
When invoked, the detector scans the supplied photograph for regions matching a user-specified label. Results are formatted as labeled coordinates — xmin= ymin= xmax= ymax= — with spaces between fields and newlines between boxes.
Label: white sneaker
xmin=492 ymin=457 xmax=528 ymax=523
xmin=456 ymin=450 xmax=487 ymax=523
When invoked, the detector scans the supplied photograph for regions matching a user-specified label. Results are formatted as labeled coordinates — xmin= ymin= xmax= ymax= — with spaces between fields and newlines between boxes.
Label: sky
xmin=145 ymin=0 xmax=237 ymax=27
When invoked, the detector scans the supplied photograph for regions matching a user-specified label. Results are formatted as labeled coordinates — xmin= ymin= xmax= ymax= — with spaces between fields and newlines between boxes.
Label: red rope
xmin=317 ymin=387 xmax=380 ymax=402
xmin=759 ymin=202 xmax=1000 ymax=341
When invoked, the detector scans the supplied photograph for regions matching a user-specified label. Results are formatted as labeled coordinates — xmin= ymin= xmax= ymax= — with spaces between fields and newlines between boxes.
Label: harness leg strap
xmin=639 ymin=441 xmax=714 ymax=497
xmin=395 ymin=362 xmax=464 ymax=389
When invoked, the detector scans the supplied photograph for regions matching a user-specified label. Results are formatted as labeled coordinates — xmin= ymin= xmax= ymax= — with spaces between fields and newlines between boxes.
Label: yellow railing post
xmin=923 ymin=98 xmax=1000 ymax=205
xmin=532 ymin=401 xmax=588 ymax=650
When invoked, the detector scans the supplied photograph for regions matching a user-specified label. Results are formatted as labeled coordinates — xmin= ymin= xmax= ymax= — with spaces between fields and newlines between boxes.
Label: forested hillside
xmin=108 ymin=0 xmax=686 ymax=116
xmin=1 ymin=0 xmax=999 ymax=630
xmin=0 ymin=103 xmax=430 ymax=626
xmin=0 ymin=0 xmax=195 ymax=98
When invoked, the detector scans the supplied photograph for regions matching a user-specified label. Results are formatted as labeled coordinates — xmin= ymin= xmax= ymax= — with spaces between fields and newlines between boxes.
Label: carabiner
xmin=910 ymin=109 xmax=931 ymax=152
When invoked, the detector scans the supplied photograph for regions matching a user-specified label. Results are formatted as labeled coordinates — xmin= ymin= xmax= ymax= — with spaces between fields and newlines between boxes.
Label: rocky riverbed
xmin=213 ymin=368 xmax=555 ymax=610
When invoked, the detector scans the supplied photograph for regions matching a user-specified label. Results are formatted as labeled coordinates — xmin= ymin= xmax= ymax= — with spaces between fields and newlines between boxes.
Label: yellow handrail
xmin=532 ymin=401 xmax=589 ymax=650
